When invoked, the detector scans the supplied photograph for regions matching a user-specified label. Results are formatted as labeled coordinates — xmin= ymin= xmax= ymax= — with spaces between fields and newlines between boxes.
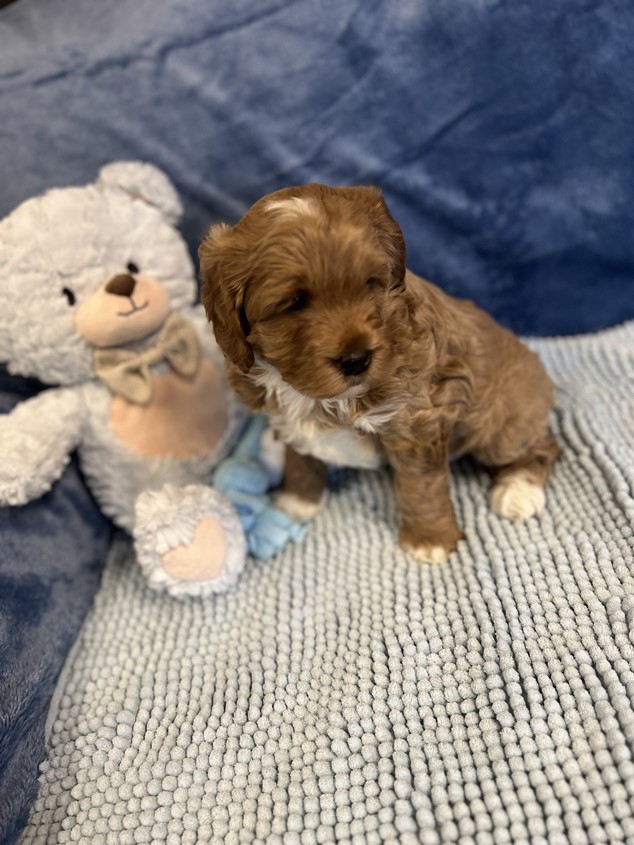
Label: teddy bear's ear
xmin=97 ymin=161 xmax=183 ymax=224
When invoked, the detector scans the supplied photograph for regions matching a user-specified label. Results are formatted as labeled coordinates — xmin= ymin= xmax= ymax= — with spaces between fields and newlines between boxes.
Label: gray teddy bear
xmin=0 ymin=161 xmax=252 ymax=596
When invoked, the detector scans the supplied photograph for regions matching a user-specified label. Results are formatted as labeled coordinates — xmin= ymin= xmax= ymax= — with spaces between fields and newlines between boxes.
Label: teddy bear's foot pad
xmin=161 ymin=516 xmax=227 ymax=582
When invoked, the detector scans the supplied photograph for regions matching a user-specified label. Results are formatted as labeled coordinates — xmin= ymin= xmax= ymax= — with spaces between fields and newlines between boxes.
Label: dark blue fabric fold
xmin=0 ymin=371 xmax=111 ymax=845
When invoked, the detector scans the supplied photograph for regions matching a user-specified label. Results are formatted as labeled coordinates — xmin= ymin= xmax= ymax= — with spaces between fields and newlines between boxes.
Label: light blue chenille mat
xmin=22 ymin=323 xmax=634 ymax=845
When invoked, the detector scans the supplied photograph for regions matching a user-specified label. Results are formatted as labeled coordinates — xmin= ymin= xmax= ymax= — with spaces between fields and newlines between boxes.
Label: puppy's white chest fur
xmin=278 ymin=417 xmax=381 ymax=469
xmin=251 ymin=362 xmax=386 ymax=469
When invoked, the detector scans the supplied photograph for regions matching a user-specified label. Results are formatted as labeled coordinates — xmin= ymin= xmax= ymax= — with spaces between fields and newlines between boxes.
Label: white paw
xmin=491 ymin=474 xmax=545 ymax=521
xmin=275 ymin=490 xmax=326 ymax=521
xmin=402 ymin=542 xmax=450 ymax=564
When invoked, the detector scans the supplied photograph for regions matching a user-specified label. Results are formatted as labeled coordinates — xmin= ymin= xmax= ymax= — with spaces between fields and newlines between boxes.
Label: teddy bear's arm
xmin=0 ymin=387 xmax=86 ymax=506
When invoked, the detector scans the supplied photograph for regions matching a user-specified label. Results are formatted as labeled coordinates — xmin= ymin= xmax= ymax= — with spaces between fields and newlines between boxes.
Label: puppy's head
xmin=199 ymin=184 xmax=408 ymax=399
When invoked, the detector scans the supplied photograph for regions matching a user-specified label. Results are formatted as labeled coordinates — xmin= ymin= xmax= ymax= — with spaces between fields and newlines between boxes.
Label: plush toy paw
xmin=214 ymin=483 xmax=308 ymax=560
xmin=134 ymin=483 xmax=245 ymax=596
xmin=213 ymin=414 xmax=306 ymax=560
xmin=244 ymin=505 xmax=307 ymax=559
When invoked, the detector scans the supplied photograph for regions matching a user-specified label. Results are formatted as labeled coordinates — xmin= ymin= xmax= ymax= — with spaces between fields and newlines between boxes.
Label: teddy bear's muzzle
xmin=75 ymin=274 xmax=171 ymax=347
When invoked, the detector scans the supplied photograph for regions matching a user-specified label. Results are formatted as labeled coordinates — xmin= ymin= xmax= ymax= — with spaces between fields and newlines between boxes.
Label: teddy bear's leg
xmin=133 ymin=483 xmax=246 ymax=597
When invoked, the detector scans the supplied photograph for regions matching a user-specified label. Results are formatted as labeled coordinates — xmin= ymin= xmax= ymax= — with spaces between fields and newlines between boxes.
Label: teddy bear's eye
xmin=126 ymin=262 xmax=139 ymax=274
xmin=61 ymin=287 xmax=76 ymax=307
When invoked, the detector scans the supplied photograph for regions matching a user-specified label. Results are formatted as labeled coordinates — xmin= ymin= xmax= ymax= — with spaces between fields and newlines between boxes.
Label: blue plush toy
xmin=213 ymin=415 xmax=307 ymax=559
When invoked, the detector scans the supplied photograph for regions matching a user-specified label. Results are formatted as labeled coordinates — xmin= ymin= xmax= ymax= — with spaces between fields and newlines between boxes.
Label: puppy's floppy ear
xmin=338 ymin=186 xmax=407 ymax=287
xmin=199 ymin=223 xmax=255 ymax=373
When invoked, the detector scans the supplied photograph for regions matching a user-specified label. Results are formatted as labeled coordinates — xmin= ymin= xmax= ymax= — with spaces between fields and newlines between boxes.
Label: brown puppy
xmin=199 ymin=184 xmax=559 ymax=563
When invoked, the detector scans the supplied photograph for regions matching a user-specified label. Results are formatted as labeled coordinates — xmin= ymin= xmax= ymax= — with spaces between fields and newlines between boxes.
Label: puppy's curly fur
xmin=200 ymin=184 xmax=559 ymax=563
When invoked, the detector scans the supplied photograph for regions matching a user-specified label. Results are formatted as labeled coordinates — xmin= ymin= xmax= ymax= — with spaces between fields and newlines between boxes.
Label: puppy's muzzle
xmin=334 ymin=348 xmax=373 ymax=377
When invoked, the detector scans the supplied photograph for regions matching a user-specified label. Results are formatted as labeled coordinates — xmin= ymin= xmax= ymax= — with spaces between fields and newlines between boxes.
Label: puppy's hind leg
xmin=486 ymin=434 xmax=561 ymax=522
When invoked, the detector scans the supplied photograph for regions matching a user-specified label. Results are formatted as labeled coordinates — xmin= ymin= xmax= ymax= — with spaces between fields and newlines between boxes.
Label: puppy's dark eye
xmin=366 ymin=277 xmax=384 ymax=291
xmin=61 ymin=287 xmax=76 ymax=306
xmin=287 ymin=291 xmax=310 ymax=312
xmin=127 ymin=261 xmax=139 ymax=274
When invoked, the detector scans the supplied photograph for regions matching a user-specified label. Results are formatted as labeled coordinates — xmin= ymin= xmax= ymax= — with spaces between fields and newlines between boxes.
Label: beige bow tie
xmin=94 ymin=312 xmax=201 ymax=405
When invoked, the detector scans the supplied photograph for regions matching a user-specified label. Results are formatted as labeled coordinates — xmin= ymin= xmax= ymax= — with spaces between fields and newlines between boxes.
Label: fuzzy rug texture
xmin=21 ymin=322 xmax=634 ymax=845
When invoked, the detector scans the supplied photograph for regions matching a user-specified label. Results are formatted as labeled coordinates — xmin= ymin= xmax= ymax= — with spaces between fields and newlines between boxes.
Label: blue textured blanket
xmin=1 ymin=0 xmax=633 ymax=336
xmin=1 ymin=1 xmax=634 ymax=842
xmin=0 ymin=371 xmax=111 ymax=845
xmin=19 ymin=323 xmax=634 ymax=845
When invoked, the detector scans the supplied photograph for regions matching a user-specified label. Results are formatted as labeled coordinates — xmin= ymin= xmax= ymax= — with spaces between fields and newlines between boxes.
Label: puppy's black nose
xmin=336 ymin=349 xmax=373 ymax=377
xmin=106 ymin=273 xmax=136 ymax=298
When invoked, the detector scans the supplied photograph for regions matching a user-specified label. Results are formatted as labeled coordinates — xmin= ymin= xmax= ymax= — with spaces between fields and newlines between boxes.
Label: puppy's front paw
xmin=402 ymin=541 xmax=451 ymax=564
xmin=275 ymin=490 xmax=326 ymax=521
xmin=400 ymin=527 xmax=461 ymax=564
xmin=491 ymin=472 xmax=545 ymax=521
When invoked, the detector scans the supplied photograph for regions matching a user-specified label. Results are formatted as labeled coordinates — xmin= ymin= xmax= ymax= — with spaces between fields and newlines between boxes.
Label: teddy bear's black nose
xmin=106 ymin=273 xmax=136 ymax=298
